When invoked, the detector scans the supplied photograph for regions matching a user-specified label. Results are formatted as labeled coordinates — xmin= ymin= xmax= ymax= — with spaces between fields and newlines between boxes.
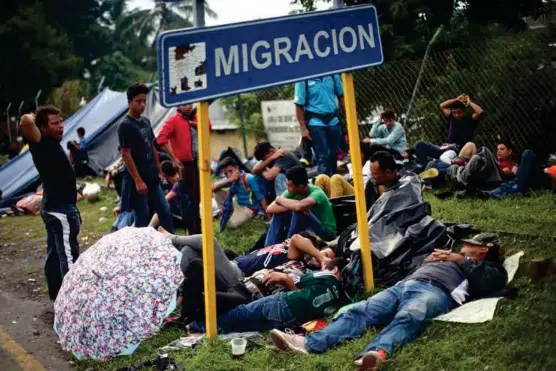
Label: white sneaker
xmin=269 ymin=329 xmax=309 ymax=355
xmin=354 ymin=351 xmax=384 ymax=370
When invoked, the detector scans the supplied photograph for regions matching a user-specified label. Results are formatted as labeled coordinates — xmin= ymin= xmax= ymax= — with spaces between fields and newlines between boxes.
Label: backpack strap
xmin=241 ymin=173 xmax=250 ymax=191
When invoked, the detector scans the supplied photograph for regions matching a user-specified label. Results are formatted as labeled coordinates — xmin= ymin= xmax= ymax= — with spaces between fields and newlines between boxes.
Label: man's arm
xmin=212 ymin=173 xmax=239 ymax=192
xmin=121 ymin=147 xmax=148 ymax=195
xmin=20 ymin=114 xmax=41 ymax=143
xmin=287 ymin=234 xmax=330 ymax=267
xmin=440 ymin=96 xmax=461 ymax=117
xmin=262 ymin=166 xmax=281 ymax=181
xmin=368 ymin=118 xmax=383 ymax=139
xmin=161 ymin=144 xmax=183 ymax=170
xmin=275 ymin=195 xmax=316 ymax=213
xmin=295 ymin=104 xmax=311 ymax=140
xmin=152 ymin=143 xmax=161 ymax=173
xmin=266 ymin=200 xmax=290 ymax=215
xmin=468 ymin=99 xmax=485 ymax=121
xmin=253 ymin=150 xmax=283 ymax=175
xmin=263 ymin=272 xmax=298 ymax=291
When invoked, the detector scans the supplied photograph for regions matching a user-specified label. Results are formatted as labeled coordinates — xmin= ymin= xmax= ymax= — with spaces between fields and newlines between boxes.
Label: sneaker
xmin=418 ymin=168 xmax=439 ymax=181
xmin=269 ymin=329 xmax=309 ymax=355
xmin=355 ymin=350 xmax=385 ymax=370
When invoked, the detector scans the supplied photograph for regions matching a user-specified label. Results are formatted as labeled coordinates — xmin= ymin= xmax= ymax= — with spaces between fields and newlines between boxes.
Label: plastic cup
xmin=231 ymin=338 xmax=247 ymax=359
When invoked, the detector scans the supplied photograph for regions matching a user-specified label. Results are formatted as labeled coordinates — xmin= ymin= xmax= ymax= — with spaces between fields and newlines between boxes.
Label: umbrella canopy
xmin=54 ymin=227 xmax=183 ymax=360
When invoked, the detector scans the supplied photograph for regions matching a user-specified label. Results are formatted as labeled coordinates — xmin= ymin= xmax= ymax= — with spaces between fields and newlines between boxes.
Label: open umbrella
xmin=54 ymin=227 xmax=183 ymax=360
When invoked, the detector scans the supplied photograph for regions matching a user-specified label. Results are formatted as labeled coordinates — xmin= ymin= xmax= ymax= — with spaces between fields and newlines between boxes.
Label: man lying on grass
xmin=270 ymin=233 xmax=508 ymax=371
xmin=187 ymin=258 xmax=347 ymax=333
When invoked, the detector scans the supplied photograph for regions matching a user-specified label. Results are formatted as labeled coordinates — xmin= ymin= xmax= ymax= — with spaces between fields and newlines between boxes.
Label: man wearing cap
xmin=270 ymin=233 xmax=508 ymax=371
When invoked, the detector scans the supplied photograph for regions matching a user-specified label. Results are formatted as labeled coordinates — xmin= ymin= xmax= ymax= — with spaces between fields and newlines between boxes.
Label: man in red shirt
xmin=496 ymin=141 xmax=518 ymax=180
xmin=157 ymin=105 xmax=201 ymax=234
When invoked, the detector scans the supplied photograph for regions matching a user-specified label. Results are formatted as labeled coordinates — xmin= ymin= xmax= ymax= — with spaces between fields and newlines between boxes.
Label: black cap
xmin=462 ymin=233 xmax=505 ymax=261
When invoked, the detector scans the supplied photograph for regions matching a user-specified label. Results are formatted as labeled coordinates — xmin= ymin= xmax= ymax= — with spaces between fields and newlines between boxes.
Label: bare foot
xmin=158 ymin=226 xmax=171 ymax=236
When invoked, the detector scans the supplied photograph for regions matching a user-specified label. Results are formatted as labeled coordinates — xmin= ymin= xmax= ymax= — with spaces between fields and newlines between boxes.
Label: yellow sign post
xmin=197 ymin=101 xmax=218 ymax=338
xmin=341 ymin=72 xmax=375 ymax=291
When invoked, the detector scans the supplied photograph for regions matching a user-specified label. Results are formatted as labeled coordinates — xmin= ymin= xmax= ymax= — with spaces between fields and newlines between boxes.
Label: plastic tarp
xmin=338 ymin=174 xmax=454 ymax=292
xmin=0 ymin=89 xmax=127 ymax=198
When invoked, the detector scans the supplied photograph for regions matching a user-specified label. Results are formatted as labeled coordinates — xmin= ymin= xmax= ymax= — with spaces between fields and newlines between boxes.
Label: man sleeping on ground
xmin=269 ymin=233 xmax=508 ymax=371
xmin=187 ymin=258 xmax=347 ymax=334
xmin=169 ymin=231 xmax=336 ymax=322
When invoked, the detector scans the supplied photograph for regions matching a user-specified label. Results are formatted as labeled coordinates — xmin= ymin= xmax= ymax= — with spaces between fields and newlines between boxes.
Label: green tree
xmin=128 ymin=0 xmax=217 ymax=48
xmin=90 ymin=51 xmax=152 ymax=92
xmin=0 ymin=3 xmax=82 ymax=111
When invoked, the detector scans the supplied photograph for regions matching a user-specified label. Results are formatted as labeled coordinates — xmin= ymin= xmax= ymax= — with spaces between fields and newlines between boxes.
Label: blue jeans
xmin=305 ymin=280 xmax=453 ymax=358
xmin=275 ymin=173 xmax=287 ymax=196
xmin=264 ymin=210 xmax=333 ymax=246
xmin=423 ymin=160 xmax=451 ymax=188
xmin=189 ymin=293 xmax=296 ymax=333
xmin=309 ymin=124 xmax=342 ymax=176
xmin=124 ymin=175 xmax=175 ymax=233
xmin=415 ymin=141 xmax=458 ymax=165
xmin=40 ymin=205 xmax=81 ymax=300
xmin=489 ymin=149 xmax=544 ymax=197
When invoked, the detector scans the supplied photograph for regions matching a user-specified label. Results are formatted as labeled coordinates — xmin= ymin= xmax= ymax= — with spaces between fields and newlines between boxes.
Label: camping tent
xmin=0 ymin=88 xmax=127 ymax=199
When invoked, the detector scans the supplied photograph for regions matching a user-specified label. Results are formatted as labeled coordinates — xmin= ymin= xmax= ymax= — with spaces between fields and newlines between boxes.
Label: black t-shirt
xmin=272 ymin=152 xmax=302 ymax=173
xmin=445 ymin=114 xmax=478 ymax=148
xmin=29 ymin=137 xmax=76 ymax=210
xmin=118 ymin=115 xmax=159 ymax=184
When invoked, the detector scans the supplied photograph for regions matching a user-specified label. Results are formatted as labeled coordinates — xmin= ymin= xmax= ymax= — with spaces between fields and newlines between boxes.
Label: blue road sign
xmin=157 ymin=4 xmax=383 ymax=107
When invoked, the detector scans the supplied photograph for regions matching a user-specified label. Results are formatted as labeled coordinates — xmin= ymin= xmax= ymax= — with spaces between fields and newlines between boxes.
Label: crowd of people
xmin=19 ymin=77 xmax=556 ymax=370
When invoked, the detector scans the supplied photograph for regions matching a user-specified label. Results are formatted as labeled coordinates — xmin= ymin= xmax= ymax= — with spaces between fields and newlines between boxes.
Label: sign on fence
xmin=261 ymin=101 xmax=300 ymax=150
xmin=157 ymin=4 xmax=383 ymax=107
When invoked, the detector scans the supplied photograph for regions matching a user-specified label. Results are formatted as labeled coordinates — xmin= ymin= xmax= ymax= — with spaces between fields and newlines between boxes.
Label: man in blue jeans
xmin=188 ymin=258 xmax=346 ymax=333
xmin=295 ymin=75 xmax=344 ymax=176
xmin=265 ymin=166 xmax=336 ymax=246
xmin=21 ymin=106 xmax=81 ymax=301
xmin=270 ymin=233 xmax=508 ymax=370
xmin=118 ymin=83 xmax=174 ymax=232
xmin=415 ymin=94 xmax=484 ymax=166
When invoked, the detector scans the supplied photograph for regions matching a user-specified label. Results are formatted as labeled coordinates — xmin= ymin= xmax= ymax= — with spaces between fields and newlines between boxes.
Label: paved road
xmin=0 ymin=290 xmax=71 ymax=371
xmin=0 ymin=348 xmax=22 ymax=371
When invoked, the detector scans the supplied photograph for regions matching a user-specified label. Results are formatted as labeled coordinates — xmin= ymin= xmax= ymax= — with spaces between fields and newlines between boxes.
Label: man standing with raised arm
xmin=20 ymin=106 xmax=80 ymax=301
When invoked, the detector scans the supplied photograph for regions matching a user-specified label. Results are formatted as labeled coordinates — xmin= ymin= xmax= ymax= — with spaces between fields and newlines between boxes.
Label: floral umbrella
xmin=54 ymin=227 xmax=183 ymax=360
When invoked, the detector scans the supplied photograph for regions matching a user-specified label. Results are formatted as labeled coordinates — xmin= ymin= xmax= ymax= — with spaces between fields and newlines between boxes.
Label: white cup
xmin=231 ymin=338 xmax=247 ymax=358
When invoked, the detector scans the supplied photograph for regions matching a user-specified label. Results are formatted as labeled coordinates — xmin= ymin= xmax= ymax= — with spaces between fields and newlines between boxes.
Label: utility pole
xmin=237 ymin=95 xmax=248 ymax=158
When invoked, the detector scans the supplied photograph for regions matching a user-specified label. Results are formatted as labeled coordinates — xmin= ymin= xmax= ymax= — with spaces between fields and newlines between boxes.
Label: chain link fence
xmin=223 ymin=29 xmax=556 ymax=159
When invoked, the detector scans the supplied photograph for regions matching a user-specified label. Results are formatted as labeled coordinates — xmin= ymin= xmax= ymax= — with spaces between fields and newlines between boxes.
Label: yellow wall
xmin=209 ymin=130 xmax=258 ymax=160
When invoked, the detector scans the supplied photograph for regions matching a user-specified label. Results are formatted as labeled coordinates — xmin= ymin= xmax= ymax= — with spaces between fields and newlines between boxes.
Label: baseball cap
xmin=462 ymin=232 xmax=505 ymax=261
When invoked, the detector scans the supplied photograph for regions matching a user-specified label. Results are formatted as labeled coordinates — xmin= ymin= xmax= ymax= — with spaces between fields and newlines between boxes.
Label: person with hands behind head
xmin=270 ymin=233 xmax=507 ymax=371
xmin=253 ymin=141 xmax=302 ymax=197
xmin=20 ymin=106 xmax=80 ymax=301
xmin=264 ymin=166 xmax=336 ymax=246
xmin=414 ymin=93 xmax=484 ymax=166
xmin=118 ymin=83 xmax=174 ymax=232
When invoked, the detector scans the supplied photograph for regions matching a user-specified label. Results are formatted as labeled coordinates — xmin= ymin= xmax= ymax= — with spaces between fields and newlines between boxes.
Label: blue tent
xmin=0 ymin=89 xmax=127 ymax=199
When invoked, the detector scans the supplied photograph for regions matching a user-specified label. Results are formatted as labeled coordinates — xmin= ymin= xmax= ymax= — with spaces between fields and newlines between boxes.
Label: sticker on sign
xmin=157 ymin=5 xmax=383 ymax=107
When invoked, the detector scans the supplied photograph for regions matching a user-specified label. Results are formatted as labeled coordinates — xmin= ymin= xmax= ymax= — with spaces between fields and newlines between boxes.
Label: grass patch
xmin=24 ymin=265 xmax=40 ymax=275
xmin=1 ymin=178 xmax=555 ymax=370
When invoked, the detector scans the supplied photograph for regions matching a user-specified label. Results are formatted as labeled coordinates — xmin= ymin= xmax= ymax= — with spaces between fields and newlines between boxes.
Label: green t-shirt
xmin=283 ymin=184 xmax=337 ymax=236
xmin=284 ymin=271 xmax=344 ymax=323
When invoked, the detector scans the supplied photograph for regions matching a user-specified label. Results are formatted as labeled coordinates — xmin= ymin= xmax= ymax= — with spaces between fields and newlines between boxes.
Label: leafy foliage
xmin=0 ymin=0 xmax=217 ymax=117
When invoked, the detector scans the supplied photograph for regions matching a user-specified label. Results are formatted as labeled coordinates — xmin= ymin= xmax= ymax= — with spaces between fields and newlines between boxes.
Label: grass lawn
xmin=1 ymin=186 xmax=555 ymax=370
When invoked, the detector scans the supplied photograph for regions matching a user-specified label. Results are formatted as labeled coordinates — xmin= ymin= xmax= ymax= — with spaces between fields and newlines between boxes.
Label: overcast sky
xmin=129 ymin=0 xmax=331 ymax=26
